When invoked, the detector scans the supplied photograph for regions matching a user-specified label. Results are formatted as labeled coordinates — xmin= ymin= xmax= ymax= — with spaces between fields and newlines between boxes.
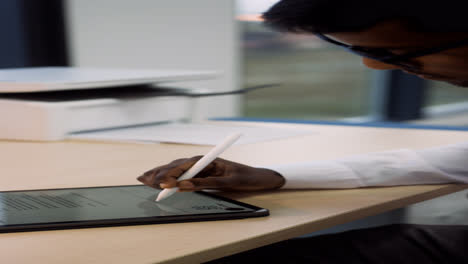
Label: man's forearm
xmin=264 ymin=142 xmax=468 ymax=189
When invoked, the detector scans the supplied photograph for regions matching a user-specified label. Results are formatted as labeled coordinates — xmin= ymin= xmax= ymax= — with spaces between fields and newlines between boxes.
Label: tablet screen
xmin=0 ymin=185 xmax=265 ymax=231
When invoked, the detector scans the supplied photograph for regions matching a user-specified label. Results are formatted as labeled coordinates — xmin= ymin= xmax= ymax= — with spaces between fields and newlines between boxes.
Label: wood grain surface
xmin=1 ymin=121 xmax=467 ymax=263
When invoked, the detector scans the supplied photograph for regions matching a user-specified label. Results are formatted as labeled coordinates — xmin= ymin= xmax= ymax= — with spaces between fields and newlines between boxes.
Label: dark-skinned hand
xmin=137 ymin=156 xmax=285 ymax=192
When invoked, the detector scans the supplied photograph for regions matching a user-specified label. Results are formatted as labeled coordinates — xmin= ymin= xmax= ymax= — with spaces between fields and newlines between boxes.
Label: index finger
xmin=137 ymin=157 xmax=202 ymax=188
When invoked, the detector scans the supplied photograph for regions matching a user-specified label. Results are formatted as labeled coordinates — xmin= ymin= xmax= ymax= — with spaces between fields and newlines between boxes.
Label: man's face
xmin=326 ymin=20 xmax=468 ymax=87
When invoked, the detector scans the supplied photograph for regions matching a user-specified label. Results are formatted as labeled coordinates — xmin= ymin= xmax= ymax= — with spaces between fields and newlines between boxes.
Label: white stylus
xmin=155 ymin=132 xmax=242 ymax=202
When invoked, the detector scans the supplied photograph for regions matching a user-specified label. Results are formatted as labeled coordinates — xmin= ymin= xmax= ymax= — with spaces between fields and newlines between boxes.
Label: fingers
xmin=138 ymin=157 xmax=285 ymax=192
xmin=177 ymin=177 xmax=232 ymax=191
xmin=137 ymin=170 xmax=178 ymax=189
xmin=178 ymin=167 xmax=286 ymax=192
xmin=137 ymin=156 xmax=202 ymax=189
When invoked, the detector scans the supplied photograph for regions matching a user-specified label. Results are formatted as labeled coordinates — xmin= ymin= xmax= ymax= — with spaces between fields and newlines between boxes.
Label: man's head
xmin=262 ymin=0 xmax=468 ymax=86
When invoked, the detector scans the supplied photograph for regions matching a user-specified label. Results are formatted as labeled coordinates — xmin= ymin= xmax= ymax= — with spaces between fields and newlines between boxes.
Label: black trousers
xmin=206 ymin=224 xmax=468 ymax=264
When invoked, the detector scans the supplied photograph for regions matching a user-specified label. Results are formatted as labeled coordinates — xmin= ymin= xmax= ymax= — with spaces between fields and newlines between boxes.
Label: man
xmin=138 ymin=0 xmax=468 ymax=263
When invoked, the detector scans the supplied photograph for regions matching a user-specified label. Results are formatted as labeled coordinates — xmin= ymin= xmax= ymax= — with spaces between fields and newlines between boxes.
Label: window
xmin=241 ymin=21 xmax=374 ymax=120
xmin=426 ymin=81 xmax=468 ymax=107
xmin=239 ymin=18 xmax=468 ymax=125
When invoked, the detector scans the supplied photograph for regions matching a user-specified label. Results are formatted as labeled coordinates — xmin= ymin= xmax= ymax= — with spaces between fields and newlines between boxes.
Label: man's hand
xmin=137 ymin=157 xmax=285 ymax=192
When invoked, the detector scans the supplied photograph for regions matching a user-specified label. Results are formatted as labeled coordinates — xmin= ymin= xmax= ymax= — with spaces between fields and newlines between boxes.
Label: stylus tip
xmin=155 ymin=187 xmax=177 ymax=202
xmin=155 ymin=193 xmax=166 ymax=202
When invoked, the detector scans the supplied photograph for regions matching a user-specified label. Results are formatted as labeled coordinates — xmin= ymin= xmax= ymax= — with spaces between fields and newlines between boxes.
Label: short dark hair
xmin=262 ymin=0 xmax=468 ymax=33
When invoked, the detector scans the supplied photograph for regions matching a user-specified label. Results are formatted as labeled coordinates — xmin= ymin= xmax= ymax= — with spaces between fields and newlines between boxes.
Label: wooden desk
xmin=1 ymin=122 xmax=467 ymax=264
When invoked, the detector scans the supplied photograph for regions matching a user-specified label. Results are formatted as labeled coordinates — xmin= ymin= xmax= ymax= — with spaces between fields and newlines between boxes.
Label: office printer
xmin=0 ymin=67 xmax=217 ymax=141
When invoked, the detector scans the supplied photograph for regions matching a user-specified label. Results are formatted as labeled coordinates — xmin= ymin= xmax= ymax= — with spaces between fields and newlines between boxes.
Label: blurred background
xmin=238 ymin=0 xmax=468 ymax=125
xmin=1 ymin=0 xmax=467 ymax=233
xmin=2 ymin=0 xmax=468 ymax=125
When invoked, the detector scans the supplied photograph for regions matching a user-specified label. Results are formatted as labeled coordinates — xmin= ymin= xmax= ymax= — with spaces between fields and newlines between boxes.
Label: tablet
xmin=0 ymin=185 xmax=268 ymax=233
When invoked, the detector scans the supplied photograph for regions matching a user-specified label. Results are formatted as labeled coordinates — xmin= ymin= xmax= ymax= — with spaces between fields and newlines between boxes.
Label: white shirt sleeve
xmin=263 ymin=141 xmax=468 ymax=189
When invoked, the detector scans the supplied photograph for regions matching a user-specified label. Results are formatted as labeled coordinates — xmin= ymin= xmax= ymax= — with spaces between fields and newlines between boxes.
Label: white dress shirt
xmin=264 ymin=142 xmax=468 ymax=189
